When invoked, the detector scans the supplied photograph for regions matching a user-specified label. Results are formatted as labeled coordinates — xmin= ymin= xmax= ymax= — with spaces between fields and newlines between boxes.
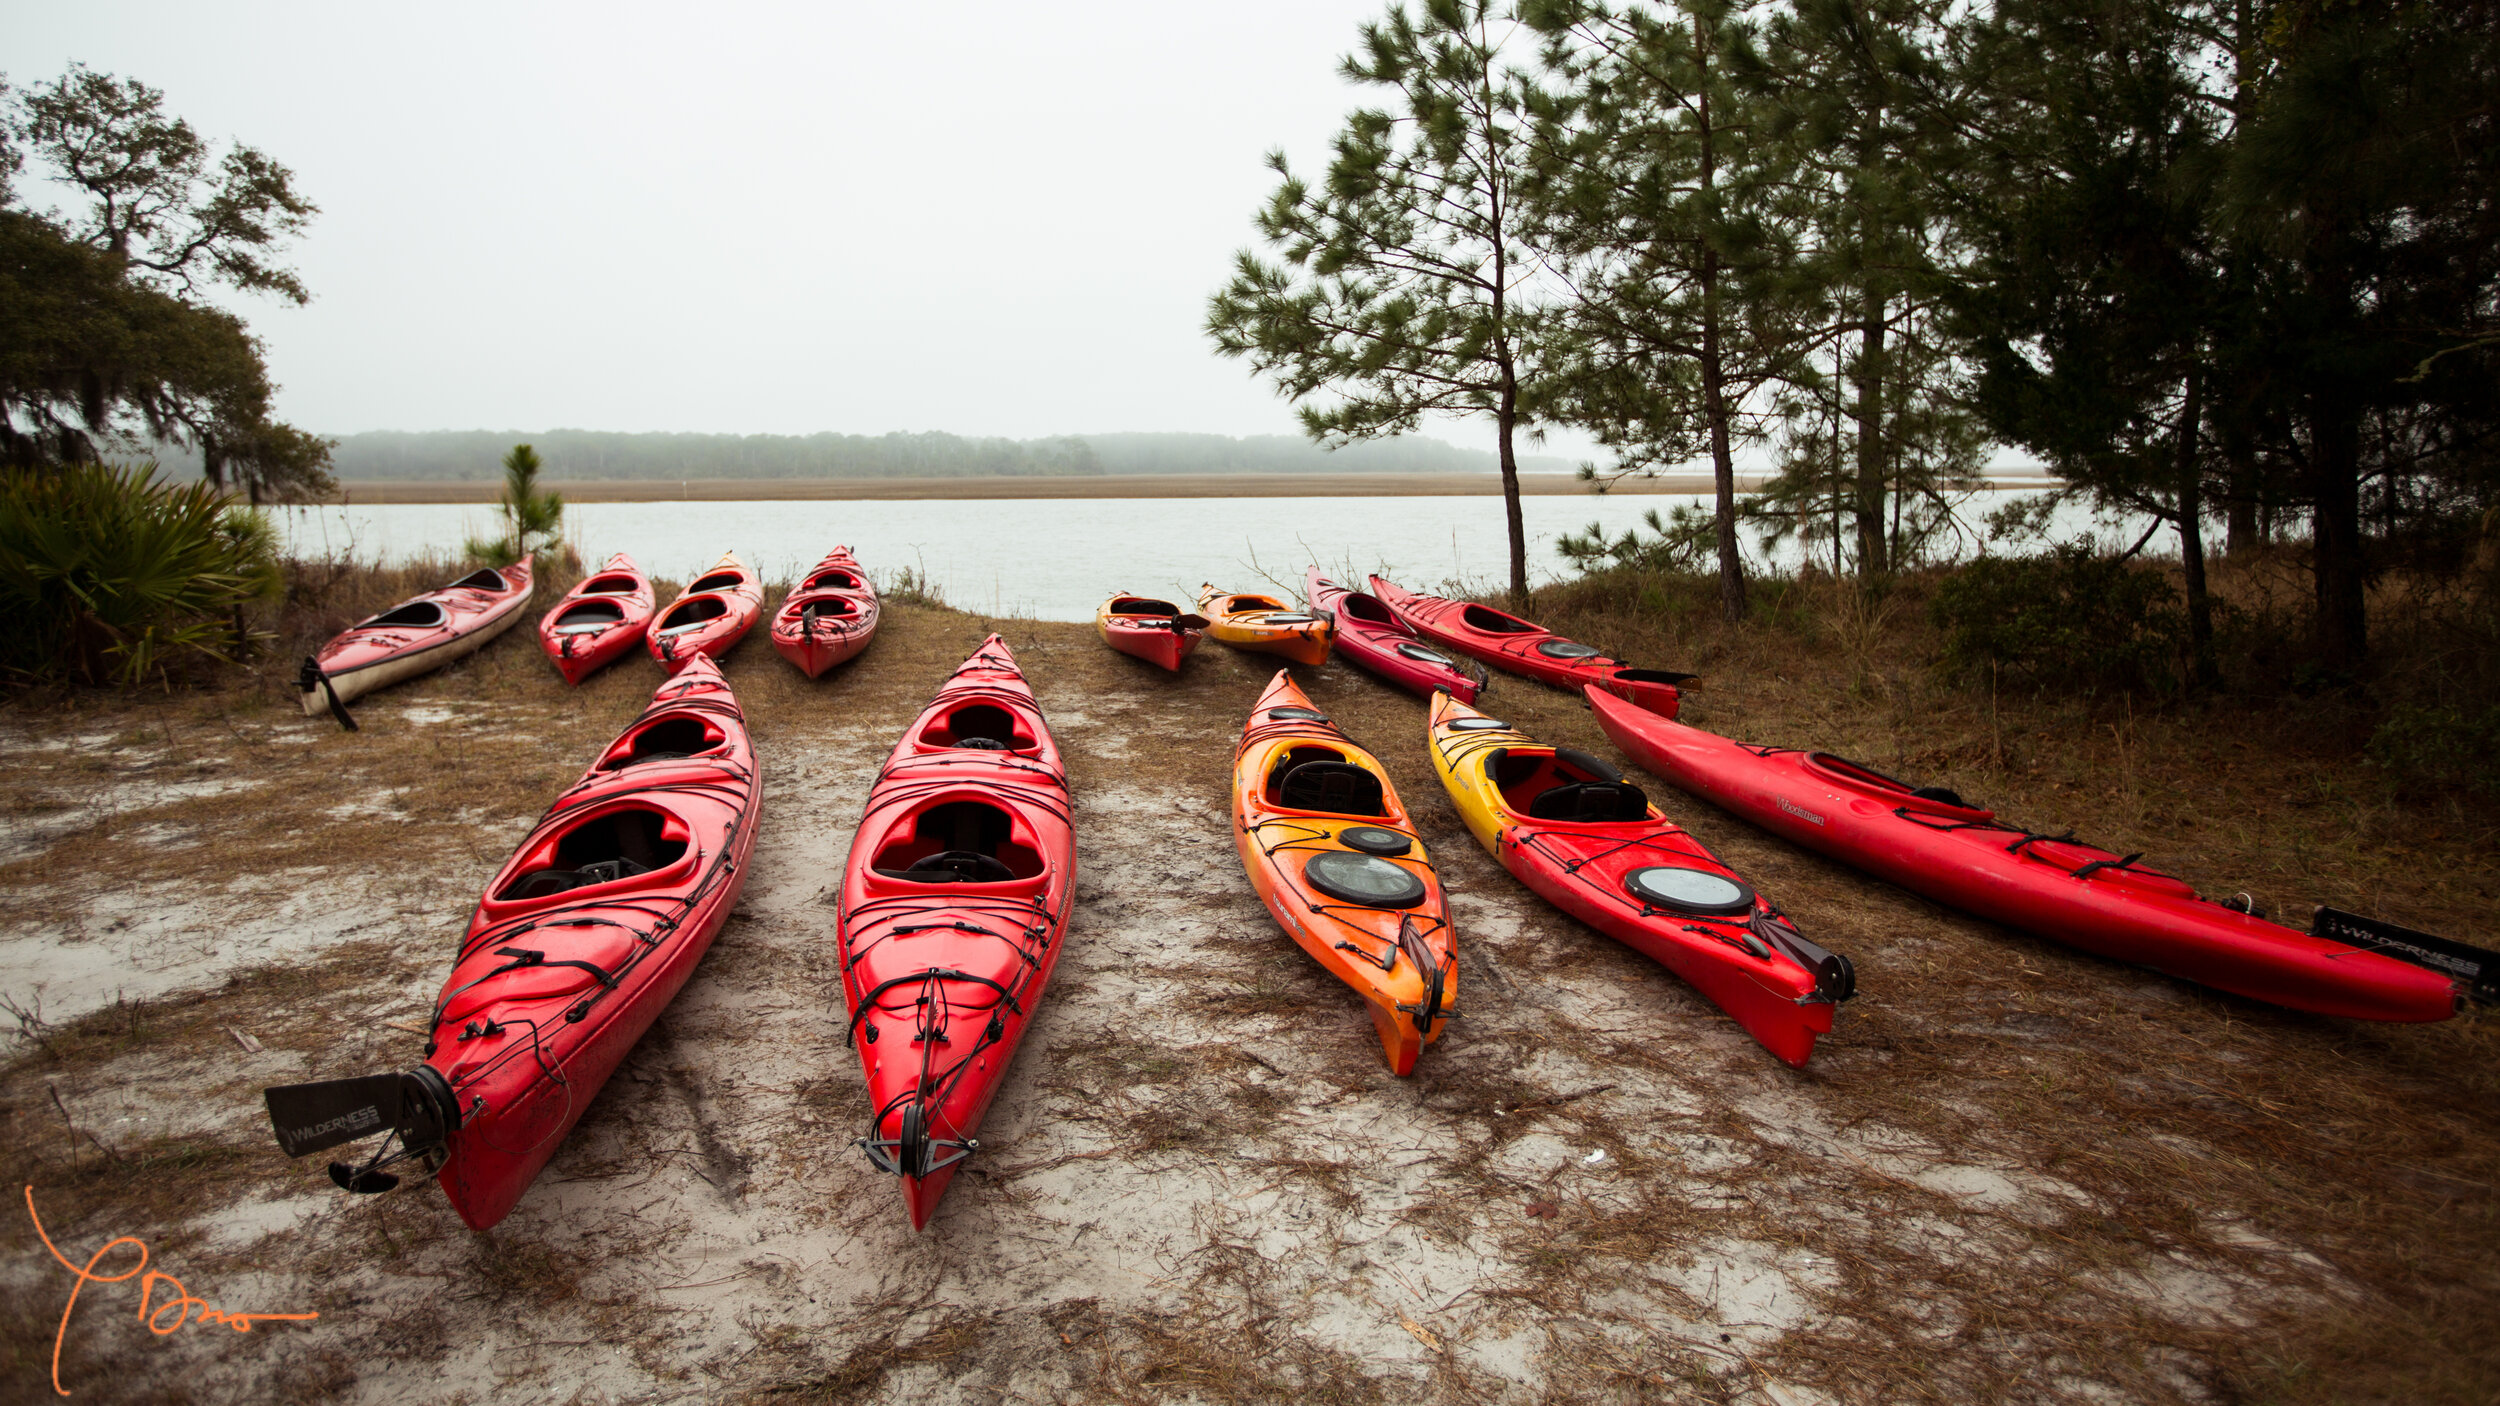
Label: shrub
xmin=0 ymin=461 xmax=282 ymax=686
xmin=1930 ymin=546 xmax=2186 ymax=692
xmin=2366 ymin=704 xmax=2500 ymax=798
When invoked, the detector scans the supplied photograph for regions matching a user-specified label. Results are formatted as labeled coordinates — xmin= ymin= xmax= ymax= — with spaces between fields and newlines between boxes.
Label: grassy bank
xmin=0 ymin=551 xmax=2491 ymax=1404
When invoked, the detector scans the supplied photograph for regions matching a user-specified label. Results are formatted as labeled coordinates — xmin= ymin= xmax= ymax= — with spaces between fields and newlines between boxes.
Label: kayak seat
xmin=1279 ymin=761 xmax=1387 ymax=817
xmin=659 ymin=596 xmax=729 ymax=630
xmin=505 ymin=855 xmax=650 ymax=900
xmin=871 ymin=800 xmax=1043 ymax=881
xmin=600 ymin=714 xmax=722 ymax=769
xmin=1528 ymin=780 xmax=1650 ymax=823
xmin=496 ymin=807 xmax=687 ymax=901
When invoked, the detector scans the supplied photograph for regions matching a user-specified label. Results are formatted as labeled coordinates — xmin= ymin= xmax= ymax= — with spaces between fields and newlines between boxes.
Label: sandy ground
xmin=0 ymin=601 xmax=2486 ymax=1405
xmin=324 ymin=472 xmax=2046 ymax=505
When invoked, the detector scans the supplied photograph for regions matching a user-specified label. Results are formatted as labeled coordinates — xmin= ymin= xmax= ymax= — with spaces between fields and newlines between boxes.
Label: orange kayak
xmin=1233 ymin=670 xmax=1455 ymax=1073
xmin=1197 ymin=584 xmax=1334 ymax=667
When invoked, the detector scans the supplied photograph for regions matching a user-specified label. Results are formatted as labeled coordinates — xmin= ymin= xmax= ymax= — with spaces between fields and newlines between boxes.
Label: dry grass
xmin=1 ymin=552 xmax=2494 ymax=1404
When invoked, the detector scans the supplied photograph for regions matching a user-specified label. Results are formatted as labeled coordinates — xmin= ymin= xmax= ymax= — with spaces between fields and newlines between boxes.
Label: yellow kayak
xmin=1196 ymin=584 xmax=1335 ymax=667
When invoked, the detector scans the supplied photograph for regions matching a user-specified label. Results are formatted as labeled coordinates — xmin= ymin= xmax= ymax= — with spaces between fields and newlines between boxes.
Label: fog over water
xmin=271 ymin=487 xmax=2139 ymax=623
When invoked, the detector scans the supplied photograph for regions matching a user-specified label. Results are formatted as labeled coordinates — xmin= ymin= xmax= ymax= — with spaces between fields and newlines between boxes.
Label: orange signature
xmin=24 ymin=1185 xmax=319 ymax=1398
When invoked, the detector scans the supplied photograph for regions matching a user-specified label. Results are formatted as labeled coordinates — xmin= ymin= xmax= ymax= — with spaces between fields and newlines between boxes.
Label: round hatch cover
xmin=1395 ymin=642 xmax=1457 ymax=665
xmin=1448 ymin=717 xmax=1510 ymax=731
xmin=1305 ymin=850 xmax=1427 ymax=908
xmin=1338 ymin=825 xmax=1412 ymax=857
xmin=1535 ymin=639 xmax=1602 ymax=659
xmin=1267 ymin=707 xmax=1330 ymax=723
xmin=1624 ymin=866 xmax=1755 ymax=915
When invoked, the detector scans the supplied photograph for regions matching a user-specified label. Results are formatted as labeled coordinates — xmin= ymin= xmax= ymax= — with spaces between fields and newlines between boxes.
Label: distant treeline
xmin=152 ymin=430 xmax=1577 ymax=482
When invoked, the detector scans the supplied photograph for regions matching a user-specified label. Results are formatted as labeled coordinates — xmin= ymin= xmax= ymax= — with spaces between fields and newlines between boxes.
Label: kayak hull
xmin=1587 ymin=689 xmax=2460 ymax=1022
xmin=1427 ymin=691 xmax=1849 ymax=1067
xmin=839 ymin=636 xmax=1075 ymax=1229
xmin=647 ymin=552 xmax=762 ymax=672
xmin=1305 ymin=569 xmax=1483 ymax=703
xmin=1368 ymin=574 xmax=1684 ymax=717
xmin=427 ymin=655 xmax=760 ymax=1229
xmin=1233 ymin=671 xmax=1456 ymax=1074
xmin=1198 ymin=586 xmax=1334 ymax=668
xmin=538 ymin=553 xmax=655 ymax=685
xmin=301 ymin=562 xmax=534 ymax=714
xmin=770 ymin=548 xmax=882 ymax=678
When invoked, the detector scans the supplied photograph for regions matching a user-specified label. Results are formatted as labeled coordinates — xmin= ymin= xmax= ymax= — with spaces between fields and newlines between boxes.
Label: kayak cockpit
xmin=1109 ymin=596 xmax=1182 ymax=617
xmin=1493 ymin=747 xmax=1652 ymax=823
xmin=597 ymin=712 xmax=726 ymax=769
xmin=1460 ymin=604 xmax=1538 ymax=634
xmin=362 ymin=599 xmax=450 ymax=631
xmin=918 ymin=702 xmax=1034 ymax=752
xmin=578 ymin=573 xmax=640 ymax=596
xmin=450 ymin=568 xmax=509 ymax=592
xmin=688 ymin=569 xmax=748 ymax=593
xmin=1806 ymin=753 xmax=1995 ymax=819
xmin=1337 ymin=592 xmax=1397 ymax=625
xmin=804 ymin=567 xmax=863 ymax=592
xmin=869 ymin=799 xmax=1045 ymax=884
xmin=658 ymin=596 xmax=730 ymax=632
xmin=552 ymin=600 xmax=627 ymax=632
xmin=493 ymin=804 xmax=691 ymax=902
xmin=1263 ymin=745 xmax=1389 ymax=817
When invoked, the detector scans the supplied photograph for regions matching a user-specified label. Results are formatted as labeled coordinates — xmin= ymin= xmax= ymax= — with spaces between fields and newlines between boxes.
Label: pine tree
xmin=1208 ymin=0 xmax=1554 ymax=606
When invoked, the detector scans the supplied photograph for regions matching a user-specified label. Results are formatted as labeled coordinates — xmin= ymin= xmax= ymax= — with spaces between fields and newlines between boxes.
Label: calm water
xmin=269 ymin=487 xmax=2110 ymax=623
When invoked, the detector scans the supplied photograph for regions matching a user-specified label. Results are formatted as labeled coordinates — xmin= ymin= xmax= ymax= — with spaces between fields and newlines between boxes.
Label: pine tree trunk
xmin=1497 ymin=394 xmax=1528 ymax=609
xmin=1853 ymin=291 xmax=1889 ymax=577
xmin=2308 ymin=393 xmax=2369 ymax=673
xmin=1694 ymin=10 xmax=1746 ymax=624
xmin=2176 ymin=368 xmax=2215 ymax=688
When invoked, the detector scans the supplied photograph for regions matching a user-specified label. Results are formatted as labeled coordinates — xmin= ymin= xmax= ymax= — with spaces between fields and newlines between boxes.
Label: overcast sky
xmin=6 ymin=0 xmax=1613 ymax=455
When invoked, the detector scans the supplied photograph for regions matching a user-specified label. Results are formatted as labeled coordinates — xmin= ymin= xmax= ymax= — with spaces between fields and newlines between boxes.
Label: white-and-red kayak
xmin=538 ymin=553 xmax=655 ymax=685
xmin=1588 ymin=688 xmax=2476 ymax=1022
xmin=770 ymin=547 xmax=881 ymax=678
xmin=264 ymin=655 xmax=761 ymax=1228
xmin=300 ymin=561 xmax=534 ymax=722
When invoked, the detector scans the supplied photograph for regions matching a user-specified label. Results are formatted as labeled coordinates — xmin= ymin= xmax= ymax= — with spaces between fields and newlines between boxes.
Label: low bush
xmin=0 ymin=461 xmax=282 ymax=687
xmin=1929 ymin=545 xmax=2186 ymax=693
xmin=2367 ymin=703 xmax=2500 ymax=799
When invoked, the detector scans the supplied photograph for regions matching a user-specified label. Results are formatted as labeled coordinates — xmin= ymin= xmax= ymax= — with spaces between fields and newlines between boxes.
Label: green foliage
xmin=2366 ymin=705 xmax=2500 ymax=800
xmin=1557 ymin=505 xmax=1718 ymax=574
xmin=1206 ymin=0 xmax=1550 ymax=602
xmin=0 ymin=66 xmax=328 ymax=500
xmin=467 ymin=443 xmax=563 ymax=565
xmin=1929 ymin=546 xmax=2186 ymax=693
xmin=0 ymin=461 xmax=281 ymax=687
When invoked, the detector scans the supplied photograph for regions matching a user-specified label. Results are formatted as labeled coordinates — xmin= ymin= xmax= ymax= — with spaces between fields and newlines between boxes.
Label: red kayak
xmin=840 ymin=636 xmax=1075 ymax=1229
xmin=771 ymin=547 xmax=882 ymax=678
xmin=1428 ymin=690 xmax=1852 ymax=1066
xmin=299 ymin=561 xmax=533 ymax=724
xmin=1368 ymin=574 xmax=1689 ymax=717
xmin=1588 ymin=688 xmax=2469 ymax=1022
xmin=1306 ymin=568 xmax=1485 ymax=703
xmin=263 ymin=654 xmax=761 ymax=1228
xmin=647 ymin=551 xmax=761 ymax=672
xmin=1095 ymin=593 xmax=1207 ymax=672
xmin=538 ymin=553 xmax=655 ymax=685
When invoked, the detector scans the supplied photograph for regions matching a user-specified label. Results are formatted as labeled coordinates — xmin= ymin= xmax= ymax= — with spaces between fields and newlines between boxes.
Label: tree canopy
xmin=0 ymin=65 xmax=331 ymax=502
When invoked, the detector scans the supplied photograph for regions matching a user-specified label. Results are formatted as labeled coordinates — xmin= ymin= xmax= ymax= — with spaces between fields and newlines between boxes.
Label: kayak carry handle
xmin=298 ymin=656 xmax=359 ymax=732
xmin=2312 ymin=907 xmax=2500 ymax=1006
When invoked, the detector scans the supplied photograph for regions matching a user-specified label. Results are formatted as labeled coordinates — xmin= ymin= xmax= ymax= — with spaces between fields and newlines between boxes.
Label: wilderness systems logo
xmin=1776 ymin=797 xmax=1827 ymax=827
xmin=294 ymin=1105 xmax=382 ymax=1144
xmin=24 ymin=1185 xmax=319 ymax=1397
